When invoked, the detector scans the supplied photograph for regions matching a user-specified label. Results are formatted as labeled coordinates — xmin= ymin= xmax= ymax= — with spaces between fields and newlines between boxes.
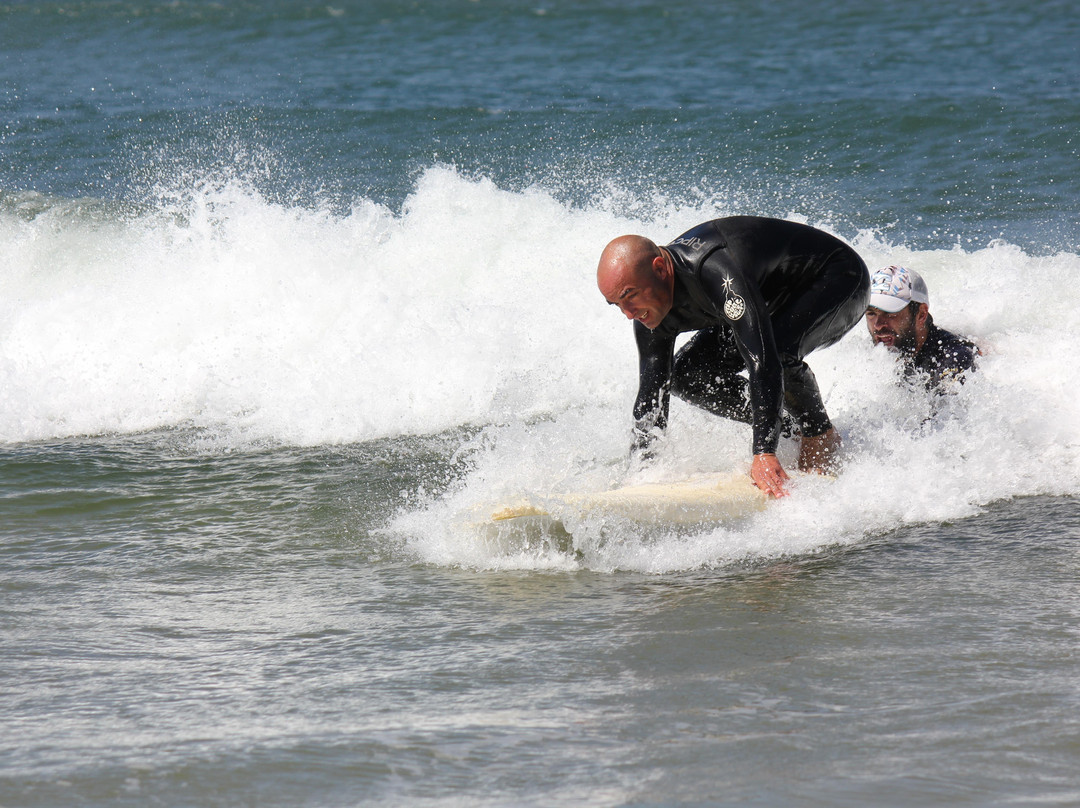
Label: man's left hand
xmin=797 ymin=427 xmax=842 ymax=475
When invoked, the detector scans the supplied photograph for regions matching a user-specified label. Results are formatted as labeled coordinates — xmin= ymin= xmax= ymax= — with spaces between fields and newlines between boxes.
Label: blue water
xmin=5 ymin=1 xmax=1079 ymax=246
xmin=3 ymin=1 xmax=1080 ymax=805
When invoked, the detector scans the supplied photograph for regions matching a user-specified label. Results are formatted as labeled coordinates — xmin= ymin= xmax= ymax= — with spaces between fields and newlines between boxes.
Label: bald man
xmin=597 ymin=216 xmax=869 ymax=497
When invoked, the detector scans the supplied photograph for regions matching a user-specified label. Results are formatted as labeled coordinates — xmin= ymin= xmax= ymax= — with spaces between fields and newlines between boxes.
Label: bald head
xmin=596 ymin=234 xmax=674 ymax=330
xmin=597 ymin=235 xmax=661 ymax=293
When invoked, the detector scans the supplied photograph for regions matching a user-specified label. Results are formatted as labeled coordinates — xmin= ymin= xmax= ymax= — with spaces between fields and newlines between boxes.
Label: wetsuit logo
xmin=722 ymin=276 xmax=746 ymax=320
xmin=670 ymin=236 xmax=706 ymax=250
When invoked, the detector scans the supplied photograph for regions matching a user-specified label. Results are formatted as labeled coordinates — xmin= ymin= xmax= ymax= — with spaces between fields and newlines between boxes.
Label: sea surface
xmin=3 ymin=1 xmax=1080 ymax=805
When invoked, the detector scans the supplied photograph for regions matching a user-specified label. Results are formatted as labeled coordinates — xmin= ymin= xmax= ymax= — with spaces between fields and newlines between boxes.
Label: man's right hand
xmin=750 ymin=453 xmax=790 ymax=498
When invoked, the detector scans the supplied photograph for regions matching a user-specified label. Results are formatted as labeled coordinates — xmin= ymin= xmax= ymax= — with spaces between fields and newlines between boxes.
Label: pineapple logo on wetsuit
xmin=722 ymin=276 xmax=746 ymax=320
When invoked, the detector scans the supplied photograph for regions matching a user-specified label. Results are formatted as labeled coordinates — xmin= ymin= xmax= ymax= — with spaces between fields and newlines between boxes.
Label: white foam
xmin=395 ymin=192 xmax=1080 ymax=571
xmin=0 ymin=168 xmax=633 ymax=444
xmin=2 ymin=168 xmax=1077 ymax=570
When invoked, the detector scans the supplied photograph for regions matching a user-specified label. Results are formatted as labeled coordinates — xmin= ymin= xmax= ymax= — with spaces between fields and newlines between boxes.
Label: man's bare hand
xmin=750 ymin=453 xmax=790 ymax=498
xmin=798 ymin=427 xmax=842 ymax=475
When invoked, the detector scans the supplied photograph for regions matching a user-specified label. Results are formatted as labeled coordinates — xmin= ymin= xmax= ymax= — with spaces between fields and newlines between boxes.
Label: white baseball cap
xmin=868 ymin=265 xmax=930 ymax=313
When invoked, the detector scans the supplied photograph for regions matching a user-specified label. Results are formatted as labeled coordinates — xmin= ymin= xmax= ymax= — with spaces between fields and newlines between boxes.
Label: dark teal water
xmin=3 ymin=1 xmax=1080 ymax=805
xmin=4 ymin=0 xmax=1079 ymax=247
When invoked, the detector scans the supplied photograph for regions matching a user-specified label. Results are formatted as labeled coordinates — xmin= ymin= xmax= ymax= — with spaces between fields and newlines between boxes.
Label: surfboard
xmin=474 ymin=471 xmax=833 ymax=554
xmin=488 ymin=472 xmax=768 ymax=531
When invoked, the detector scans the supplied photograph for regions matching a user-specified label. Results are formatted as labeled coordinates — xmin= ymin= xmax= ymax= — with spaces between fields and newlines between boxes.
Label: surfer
xmin=597 ymin=216 xmax=870 ymax=499
xmin=865 ymin=264 xmax=979 ymax=391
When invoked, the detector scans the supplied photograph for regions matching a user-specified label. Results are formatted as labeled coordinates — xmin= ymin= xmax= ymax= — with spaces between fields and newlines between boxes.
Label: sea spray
xmin=4 ymin=168 xmax=1079 ymax=571
xmin=391 ymin=212 xmax=1080 ymax=571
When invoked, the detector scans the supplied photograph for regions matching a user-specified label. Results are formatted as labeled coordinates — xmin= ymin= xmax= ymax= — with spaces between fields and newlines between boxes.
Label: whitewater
xmin=3 ymin=167 xmax=1077 ymax=573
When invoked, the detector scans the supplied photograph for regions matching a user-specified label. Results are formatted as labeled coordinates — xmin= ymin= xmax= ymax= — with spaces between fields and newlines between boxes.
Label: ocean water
xmin=3 ymin=1 xmax=1080 ymax=805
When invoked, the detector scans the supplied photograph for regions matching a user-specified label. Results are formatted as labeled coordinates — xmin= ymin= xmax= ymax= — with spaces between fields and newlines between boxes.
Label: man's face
xmin=599 ymin=260 xmax=673 ymax=330
xmin=866 ymin=305 xmax=919 ymax=352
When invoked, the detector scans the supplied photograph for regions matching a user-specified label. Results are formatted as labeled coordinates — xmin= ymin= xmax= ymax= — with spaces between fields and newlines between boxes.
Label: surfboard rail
xmin=489 ymin=472 xmax=768 ymax=528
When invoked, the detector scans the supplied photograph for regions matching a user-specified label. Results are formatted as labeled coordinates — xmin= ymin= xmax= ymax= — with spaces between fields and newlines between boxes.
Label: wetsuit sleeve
xmin=782 ymin=361 xmax=832 ymax=437
xmin=697 ymin=264 xmax=785 ymax=455
xmin=632 ymin=321 xmax=675 ymax=454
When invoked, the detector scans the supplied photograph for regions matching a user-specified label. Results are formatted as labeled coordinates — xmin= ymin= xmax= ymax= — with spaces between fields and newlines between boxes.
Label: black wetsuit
xmin=632 ymin=216 xmax=870 ymax=456
xmin=905 ymin=321 xmax=979 ymax=391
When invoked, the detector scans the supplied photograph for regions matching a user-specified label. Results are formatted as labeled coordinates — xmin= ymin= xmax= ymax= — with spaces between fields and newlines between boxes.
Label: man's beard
xmin=894 ymin=324 xmax=919 ymax=354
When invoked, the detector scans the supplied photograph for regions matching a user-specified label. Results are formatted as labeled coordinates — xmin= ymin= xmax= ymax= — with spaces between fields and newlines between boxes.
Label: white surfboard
xmin=488 ymin=472 xmax=768 ymax=531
